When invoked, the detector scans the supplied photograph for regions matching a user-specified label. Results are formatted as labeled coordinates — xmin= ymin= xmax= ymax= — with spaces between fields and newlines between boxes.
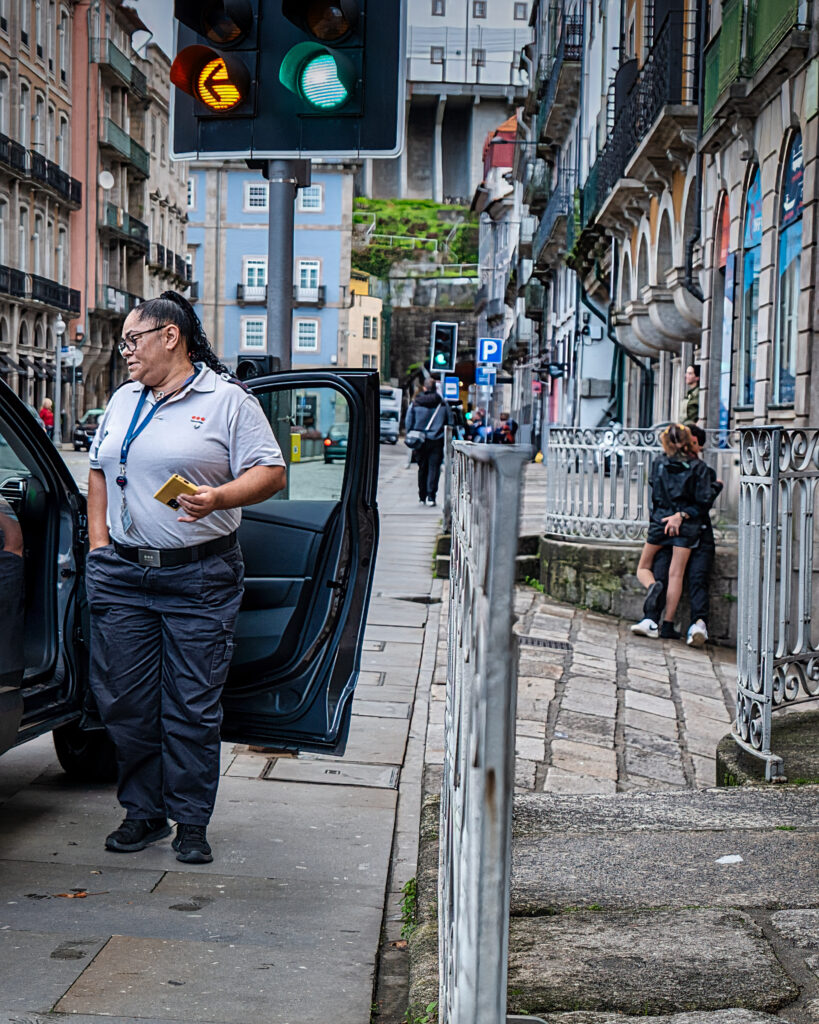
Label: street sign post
xmin=443 ymin=376 xmax=460 ymax=401
xmin=475 ymin=366 xmax=497 ymax=387
xmin=477 ymin=338 xmax=503 ymax=364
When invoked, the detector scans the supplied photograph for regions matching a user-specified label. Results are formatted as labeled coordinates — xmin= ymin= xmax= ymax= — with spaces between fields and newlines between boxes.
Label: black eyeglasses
xmin=118 ymin=323 xmax=171 ymax=357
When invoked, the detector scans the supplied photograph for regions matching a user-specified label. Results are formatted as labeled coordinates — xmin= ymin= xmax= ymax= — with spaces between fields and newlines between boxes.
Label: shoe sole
xmin=630 ymin=625 xmax=658 ymax=638
xmin=175 ymin=849 xmax=213 ymax=864
xmin=105 ymin=824 xmax=171 ymax=853
xmin=687 ymin=632 xmax=707 ymax=648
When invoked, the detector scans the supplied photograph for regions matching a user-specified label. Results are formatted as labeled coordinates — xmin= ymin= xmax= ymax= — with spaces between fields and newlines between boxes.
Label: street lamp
xmin=54 ymin=314 xmax=65 ymax=447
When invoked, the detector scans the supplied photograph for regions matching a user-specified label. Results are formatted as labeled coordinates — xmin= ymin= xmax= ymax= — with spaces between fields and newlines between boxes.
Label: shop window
xmin=773 ymin=132 xmax=803 ymax=405
xmin=739 ymin=167 xmax=762 ymax=407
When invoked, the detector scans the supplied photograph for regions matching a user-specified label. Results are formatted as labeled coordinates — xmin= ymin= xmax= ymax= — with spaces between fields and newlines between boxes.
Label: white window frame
xmin=472 ymin=0 xmax=487 ymax=17
xmin=0 ymin=70 xmax=8 ymax=135
xmin=58 ymin=9 xmax=69 ymax=86
xmin=244 ymin=180 xmax=269 ymax=211
xmin=297 ymin=184 xmax=324 ymax=212
xmin=432 ymin=0 xmax=445 ymax=14
xmin=294 ymin=318 xmax=319 ymax=352
xmin=35 ymin=0 xmax=43 ymax=58
xmin=21 ymin=0 xmax=30 ymax=46
xmin=372 ymin=316 xmax=379 ymax=340
xmin=240 ymin=316 xmax=267 ymax=352
xmin=242 ymin=256 xmax=267 ymax=300
xmin=0 ymin=0 xmax=8 ymax=34
xmin=296 ymin=258 xmax=321 ymax=302
xmin=362 ymin=316 xmax=371 ymax=339
xmin=514 ymin=2 xmax=527 ymax=18
xmin=187 ymin=176 xmax=196 ymax=209
xmin=0 ymin=196 xmax=8 ymax=265
xmin=430 ymin=45 xmax=444 ymax=64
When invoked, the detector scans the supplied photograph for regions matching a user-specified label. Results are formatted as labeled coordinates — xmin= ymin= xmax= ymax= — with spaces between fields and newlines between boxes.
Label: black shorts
xmin=646 ymin=521 xmax=701 ymax=549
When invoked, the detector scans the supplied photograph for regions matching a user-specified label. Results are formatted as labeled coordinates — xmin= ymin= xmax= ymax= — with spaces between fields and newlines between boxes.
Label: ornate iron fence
xmin=735 ymin=427 xmax=819 ymax=779
xmin=544 ymin=426 xmax=739 ymax=543
xmin=439 ymin=442 xmax=529 ymax=1024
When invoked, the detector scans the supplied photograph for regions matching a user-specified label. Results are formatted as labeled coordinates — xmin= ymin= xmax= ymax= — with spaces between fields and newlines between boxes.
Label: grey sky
xmin=132 ymin=0 xmax=174 ymax=60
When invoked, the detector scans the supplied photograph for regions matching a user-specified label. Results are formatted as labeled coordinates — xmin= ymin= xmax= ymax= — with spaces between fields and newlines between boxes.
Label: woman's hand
xmin=662 ymin=511 xmax=683 ymax=537
xmin=176 ymin=486 xmax=223 ymax=522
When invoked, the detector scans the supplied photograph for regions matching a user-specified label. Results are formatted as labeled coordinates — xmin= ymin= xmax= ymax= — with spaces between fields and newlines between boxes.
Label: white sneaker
xmin=686 ymin=619 xmax=708 ymax=647
xmin=631 ymin=618 xmax=658 ymax=638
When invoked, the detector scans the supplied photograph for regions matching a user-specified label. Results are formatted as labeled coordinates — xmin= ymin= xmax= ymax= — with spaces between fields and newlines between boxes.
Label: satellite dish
xmin=98 ymin=170 xmax=115 ymax=190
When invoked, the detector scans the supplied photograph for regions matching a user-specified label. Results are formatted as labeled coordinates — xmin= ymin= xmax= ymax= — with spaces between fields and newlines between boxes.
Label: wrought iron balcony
xmin=97 ymin=285 xmax=142 ymax=316
xmin=293 ymin=284 xmax=326 ymax=307
xmin=523 ymin=279 xmax=545 ymax=321
xmin=0 ymin=132 xmax=28 ymax=176
xmin=583 ymin=10 xmax=695 ymax=228
xmin=91 ymin=37 xmax=134 ymax=84
xmin=702 ymin=0 xmax=806 ymax=135
xmin=29 ymin=151 xmax=82 ymax=206
xmin=174 ymin=254 xmax=188 ymax=280
xmin=237 ymin=283 xmax=267 ymax=304
xmin=29 ymin=273 xmax=81 ymax=313
xmin=522 ymin=158 xmax=550 ymax=212
xmin=131 ymin=65 xmax=148 ymax=101
xmin=534 ymin=173 xmax=575 ymax=269
xmin=536 ymin=15 xmax=583 ymax=147
xmin=101 ymin=202 xmax=149 ymax=249
xmin=149 ymin=242 xmax=167 ymax=270
xmin=0 ymin=265 xmax=26 ymax=299
xmin=99 ymin=118 xmax=150 ymax=178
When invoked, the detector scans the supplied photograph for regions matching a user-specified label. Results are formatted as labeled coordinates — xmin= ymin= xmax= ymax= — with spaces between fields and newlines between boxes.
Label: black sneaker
xmin=172 ymin=823 xmax=213 ymax=864
xmin=643 ymin=580 xmax=665 ymax=621
xmin=659 ymin=621 xmax=681 ymax=640
xmin=105 ymin=817 xmax=170 ymax=853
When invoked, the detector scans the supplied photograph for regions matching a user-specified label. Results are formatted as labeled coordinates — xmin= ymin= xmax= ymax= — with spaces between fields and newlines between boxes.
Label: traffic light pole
xmin=263 ymin=159 xmax=311 ymax=372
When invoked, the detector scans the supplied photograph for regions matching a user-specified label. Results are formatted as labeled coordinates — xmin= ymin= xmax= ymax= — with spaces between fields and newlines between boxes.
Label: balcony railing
xmin=100 ymin=118 xmax=150 ymax=177
xmin=131 ymin=65 xmax=148 ymax=100
xmin=536 ymin=14 xmax=583 ymax=142
xmin=97 ymin=285 xmax=141 ymax=316
xmin=523 ymin=279 xmax=545 ymax=320
xmin=583 ymin=11 xmax=694 ymax=225
xmin=91 ymin=37 xmax=134 ymax=84
xmin=293 ymin=284 xmax=326 ymax=306
xmin=0 ymin=265 xmax=27 ymax=299
xmin=149 ymin=242 xmax=167 ymax=269
xmin=101 ymin=202 xmax=149 ymax=248
xmin=29 ymin=273 xmax=81 ymax=313
xmin=0 ymin=132 xmax=28 ymax=175
xmin=174 ymin=254 xmax=188 ymax=280
xmin=533 ymin=173 xmax=575 ymax=266
xmin=237 ymin=283 xmax=267 ymax=303
xmin=522 ymin=158 xmax=550 ymax=210
xmin=29 ymin=151 xmax=82 ymax=206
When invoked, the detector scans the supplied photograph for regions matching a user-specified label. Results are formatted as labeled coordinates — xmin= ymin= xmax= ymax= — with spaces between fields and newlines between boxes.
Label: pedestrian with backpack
xmin=404 ymin=378 xmax=451 ymax=506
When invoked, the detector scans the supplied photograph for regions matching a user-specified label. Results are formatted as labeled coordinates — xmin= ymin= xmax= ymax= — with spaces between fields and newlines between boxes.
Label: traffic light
xmin=430 ymin=322 xmax=458 ymax=374
xmin=171 ymin=1 xmax=406 ymax=160
xmin=235 ymin=354 xmax=278 ymax=381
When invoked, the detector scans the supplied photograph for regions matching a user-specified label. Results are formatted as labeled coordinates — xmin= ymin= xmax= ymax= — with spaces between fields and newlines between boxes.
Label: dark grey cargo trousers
xmin=86 ymin=543 xmax=244 ymax=825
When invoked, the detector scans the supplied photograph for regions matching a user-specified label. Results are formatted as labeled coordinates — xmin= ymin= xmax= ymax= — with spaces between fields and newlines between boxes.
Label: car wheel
xmin=390 ymin=438 xmax=398 ymax=445
xmin=324 ymin=457 xmax=332 ymax=464
xmin=53 ymin=720 xmax=118 ymax=783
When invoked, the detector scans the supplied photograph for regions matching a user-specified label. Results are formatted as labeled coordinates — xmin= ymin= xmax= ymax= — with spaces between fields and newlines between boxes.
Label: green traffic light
xmin=300 ymin=53 xmax=348 ymax=108
xmin=434 ymin=353 xmax=447 ymax=365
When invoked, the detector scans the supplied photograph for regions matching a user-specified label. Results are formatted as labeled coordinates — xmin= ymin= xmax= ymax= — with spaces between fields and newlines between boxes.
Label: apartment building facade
xmin=186 ymin=164 xmax=355 ymax=370
xmin=0 ymin=0 xmax=82 ymax=411
xmin=364 ymin=0 xmax=532 ymax=202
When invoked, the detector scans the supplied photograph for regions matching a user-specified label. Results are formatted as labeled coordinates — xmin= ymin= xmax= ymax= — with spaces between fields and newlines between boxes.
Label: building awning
xmin=0 ymin=352 xmax=26 ymax=374
xmin=35 ymin=358 xmax=56 ymax=381
xmin=17 ymin=355 xmax=48 ymax=379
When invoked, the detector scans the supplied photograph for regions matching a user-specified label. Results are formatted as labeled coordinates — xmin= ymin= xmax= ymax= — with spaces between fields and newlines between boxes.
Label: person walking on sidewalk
xmin=86 ymin=290 xmax=286 ymax=865
xmin=630 ymin=423 xmax=713 ymax=640
xmin=38 ymin=398 xmax=54 ymax=438
xmin=405 ymin=377 xmax=451 ymax=506
xmin=632 ymin=424 xmax=722 ymax=645
xmin=681 ymin=364 xmax=701 ymax=425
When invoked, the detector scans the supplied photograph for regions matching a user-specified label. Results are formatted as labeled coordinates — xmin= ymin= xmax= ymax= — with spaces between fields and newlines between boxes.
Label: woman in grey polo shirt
xmin=87 ymin=290 xmax=285 ymax=864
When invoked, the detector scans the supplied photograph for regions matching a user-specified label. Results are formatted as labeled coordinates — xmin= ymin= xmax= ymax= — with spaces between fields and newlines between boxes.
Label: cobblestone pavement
xmin=427 ymin=584 xmax=738 ymax=793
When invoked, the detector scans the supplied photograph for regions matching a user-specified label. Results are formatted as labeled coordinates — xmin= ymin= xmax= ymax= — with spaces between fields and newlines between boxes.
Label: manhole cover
xmin=517 ymin=635 xmax=572 ymax=652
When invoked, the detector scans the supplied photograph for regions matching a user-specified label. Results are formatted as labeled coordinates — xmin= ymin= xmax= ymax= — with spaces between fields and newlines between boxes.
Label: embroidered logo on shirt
xmin=191 ymin=415 xmax=206 ymax=430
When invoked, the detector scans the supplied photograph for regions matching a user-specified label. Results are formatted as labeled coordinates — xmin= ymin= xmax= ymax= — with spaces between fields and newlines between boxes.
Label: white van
xmin=379 ymin=386 xmax=402 ymax=444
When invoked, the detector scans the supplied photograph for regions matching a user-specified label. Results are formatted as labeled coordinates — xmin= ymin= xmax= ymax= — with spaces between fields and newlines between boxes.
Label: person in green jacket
xmin=682 ymin=364 xmax=700 ymax=425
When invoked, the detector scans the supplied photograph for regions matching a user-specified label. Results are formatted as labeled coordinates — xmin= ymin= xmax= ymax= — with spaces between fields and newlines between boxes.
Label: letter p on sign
xmin=478 ymin=338 xmax=502 ymax=364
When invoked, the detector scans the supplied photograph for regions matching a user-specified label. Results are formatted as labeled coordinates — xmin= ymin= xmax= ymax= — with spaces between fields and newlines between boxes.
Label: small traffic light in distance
xmin=171 ymin=1 xmax=259 ymax=155
xmin=430 ymin=321 xmax=458 ymax=374
xmin=235 ymin=354 xmax=279 ymax=381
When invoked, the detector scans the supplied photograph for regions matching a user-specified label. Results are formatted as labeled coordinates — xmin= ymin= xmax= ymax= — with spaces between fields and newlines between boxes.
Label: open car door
xmin=220 ymin=370 xmax=380 ymax=756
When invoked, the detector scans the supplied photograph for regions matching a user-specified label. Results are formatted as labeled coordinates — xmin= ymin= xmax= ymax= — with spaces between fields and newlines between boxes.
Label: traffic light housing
xmin=235 ymin=354 xmax=279 ymax=381
xmin=171 ymin=0 xmax=406 ymax=160
xmin=430 ymin=322 xmax=458 ymax=374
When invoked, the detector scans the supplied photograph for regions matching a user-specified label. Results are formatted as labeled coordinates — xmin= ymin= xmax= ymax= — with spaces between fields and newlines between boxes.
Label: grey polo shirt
xmin=90 ymin=364 xmax=285 ymax=549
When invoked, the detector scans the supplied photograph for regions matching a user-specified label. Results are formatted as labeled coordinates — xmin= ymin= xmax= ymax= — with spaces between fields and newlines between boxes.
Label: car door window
xmin=0 ymin=430 xmax=30 ymax=688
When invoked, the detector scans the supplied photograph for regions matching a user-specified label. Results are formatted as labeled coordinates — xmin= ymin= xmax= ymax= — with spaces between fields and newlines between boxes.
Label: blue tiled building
xmin=185 ymin=163 xmax=355 ymax=369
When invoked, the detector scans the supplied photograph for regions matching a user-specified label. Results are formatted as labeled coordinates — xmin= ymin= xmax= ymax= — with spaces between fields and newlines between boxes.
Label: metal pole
xmin=72 ymin=361 xmax=77 ymax=426
xmin=264 ymin=159 xmax=311 ymax=372
xmin=54 ymin=316 xmax=64 ymax=446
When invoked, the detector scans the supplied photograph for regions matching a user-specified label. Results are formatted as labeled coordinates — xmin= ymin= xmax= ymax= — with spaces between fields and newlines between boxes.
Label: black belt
xmin=113 ymin=531 xmax=238 ymax=568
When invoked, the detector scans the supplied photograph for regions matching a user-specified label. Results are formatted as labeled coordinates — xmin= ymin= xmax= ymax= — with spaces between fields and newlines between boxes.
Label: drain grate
xmin=517 ymin=635 xmax=572 ymax=652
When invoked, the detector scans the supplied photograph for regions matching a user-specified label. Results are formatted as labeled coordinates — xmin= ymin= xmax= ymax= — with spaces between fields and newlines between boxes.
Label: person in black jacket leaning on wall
xmin=405 ymin=378 xmax=452 ymax=506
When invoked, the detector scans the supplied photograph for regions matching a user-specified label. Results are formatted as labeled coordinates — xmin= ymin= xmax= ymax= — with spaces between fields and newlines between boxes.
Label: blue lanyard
xmin=117 ymin=373 xmax=196 ymax=479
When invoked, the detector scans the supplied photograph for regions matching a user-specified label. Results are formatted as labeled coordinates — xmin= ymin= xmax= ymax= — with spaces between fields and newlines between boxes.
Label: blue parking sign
xmin=477 ymin=338 xmax=502 ymax=363
xmin=443 ymin=376 xmax=459 ymax=400
xmin=475 ymin=366 xmax=496 ymax=387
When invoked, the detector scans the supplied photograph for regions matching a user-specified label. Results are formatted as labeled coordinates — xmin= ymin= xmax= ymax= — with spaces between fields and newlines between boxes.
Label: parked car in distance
xmin=379 ymin=386 xmax=401 ymax=445
xmin=73 ymin=408 xmax=105 ymax=451
xmin=324 ymin=422 xmax=349 ymax=463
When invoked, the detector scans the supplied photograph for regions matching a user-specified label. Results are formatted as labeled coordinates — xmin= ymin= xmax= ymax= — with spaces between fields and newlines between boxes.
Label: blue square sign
xmin=443 ymin=376 xmax=460 ymax=401
xmin=475 ymin=366 xmax=496 ymax=387
xmin=477 ymin=337 xmax=503 ymax=364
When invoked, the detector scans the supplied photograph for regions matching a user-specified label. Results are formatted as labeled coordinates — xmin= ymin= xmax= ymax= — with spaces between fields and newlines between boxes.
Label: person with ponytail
xmin=85 ymin=290 xmax=286 ymax=864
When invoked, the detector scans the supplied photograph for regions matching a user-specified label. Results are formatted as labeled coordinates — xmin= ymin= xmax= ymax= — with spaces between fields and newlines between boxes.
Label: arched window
xmin=56 ymin=225 xmax=67 ymax=283
xmin=45 ymin=218 xmax=53 ymax=278
xmin=773 ymin=132 xmax=804 ymax=405
xmin=33 ymin=212 xmax=43 ymax=276
xmin=58 ymin=9 xmax=69 ymax=85
xmin=18 ymin=206 xmax=29 ymax=272
xmin=33 ymin=93 xmax=45 ymax=151
xmin=57 ymin=113 xmax=68 ymax=169
xmin=0 ymin=69 xmax=8 ymax=136
xmin=739 ymin=166 xmax=762 ymax=406
xmin=19 ymin=81 xmax=31 ymax=149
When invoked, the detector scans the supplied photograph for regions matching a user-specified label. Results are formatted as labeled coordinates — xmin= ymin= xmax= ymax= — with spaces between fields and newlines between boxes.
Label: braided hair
xmin=135 ymin=290 xmax=231 ymax=376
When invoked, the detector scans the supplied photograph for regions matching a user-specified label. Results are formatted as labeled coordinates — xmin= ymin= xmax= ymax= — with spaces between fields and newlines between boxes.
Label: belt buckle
xmin=137 ymin=547 xmax=162 ymax=567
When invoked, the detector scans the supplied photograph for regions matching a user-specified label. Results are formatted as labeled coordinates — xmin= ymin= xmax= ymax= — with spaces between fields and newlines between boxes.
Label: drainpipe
xmin=683 ymin=0 xmax=707 ymax=303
